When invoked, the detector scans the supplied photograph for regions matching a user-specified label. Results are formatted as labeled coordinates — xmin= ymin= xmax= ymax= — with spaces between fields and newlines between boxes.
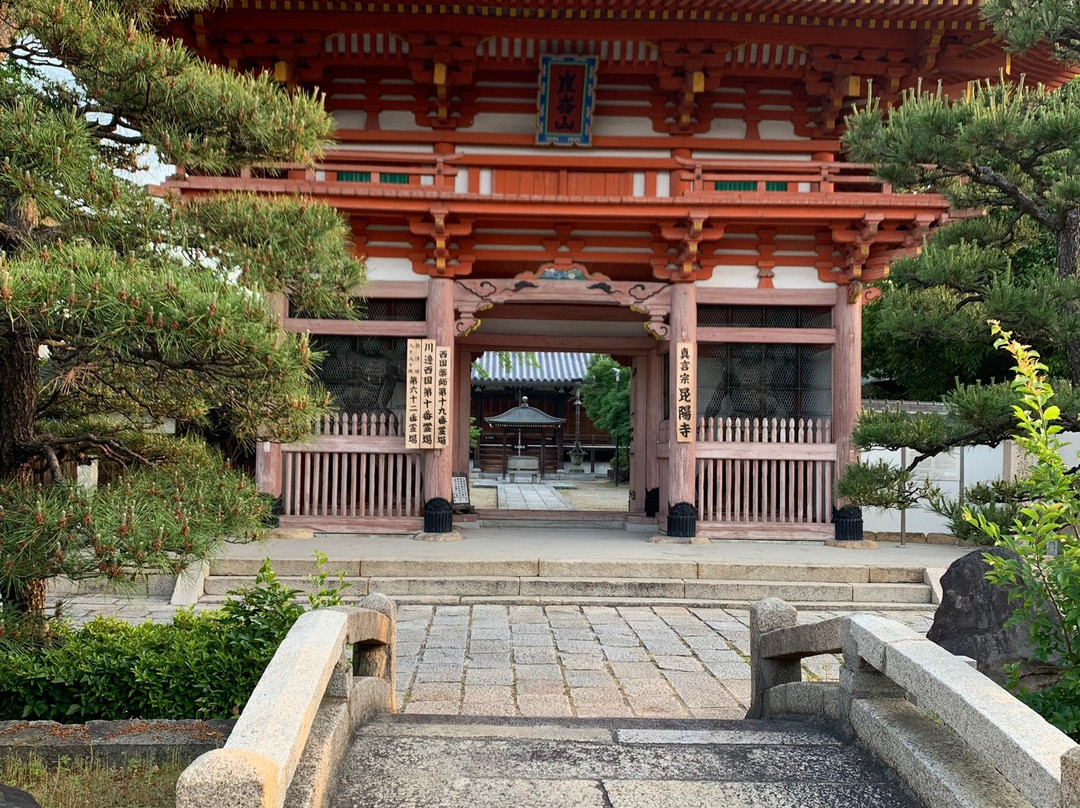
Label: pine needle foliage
xmin=837 ymin=4 xmax=1080 ymax=528
xmin=0 ymin=0 xmax=365 ymax=618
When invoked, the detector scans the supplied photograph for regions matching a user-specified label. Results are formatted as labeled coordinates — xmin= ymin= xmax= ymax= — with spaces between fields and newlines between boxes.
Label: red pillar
xmin=255 ymin=441 xmax=282 ymax=497
xmin=666 ymin=281 xmax=698 ymax=537
xmin=833 ymin=285 xmax=862 ymax=476
xmin=454 ymin=349 xmax=472 ymax=476
xmin=423 ymin=277 xmax=455 ymax=532
xmin=629 ymin=355 xmax=648 ymax=514
xmin=256 ymin=292 xmax=288 ymax=498
xmin=645 ymin=347 xmax=663 ymax=525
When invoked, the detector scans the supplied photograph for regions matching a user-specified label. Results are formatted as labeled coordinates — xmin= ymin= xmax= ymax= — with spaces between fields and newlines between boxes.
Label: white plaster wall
xmin=697 ymin=266 xmax=761 ymax=288
xmin=592 ymin=115 xmax=659 ymax=137
xmin=860 ymin=443 xmax=1007 ymax=534
xmin=331 ymin=110 xmax=367 ymax=129
xmin=363 ymin=256 xmax=422 ymax=282
xmin=692 ymin=150 xmax=813 ymax=161
xmin=771 ymin=266 xmax=834 ymax=289
xmin=702 ymin=119 xmax=747 ymax=139
xmin=329 ymin=142 xmax=435 ymax=154
xmin=468 ymin=112 xmax=538 ymax=135
xmin=377 ymin=110 xmax=430 ymax=132
xmin=757 ymin=120 xmax=806 ymax=140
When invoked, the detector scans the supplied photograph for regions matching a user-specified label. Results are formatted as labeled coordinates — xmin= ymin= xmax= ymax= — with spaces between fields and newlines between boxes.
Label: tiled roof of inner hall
xmin=472 ymin=352 xmax=592 ymax=386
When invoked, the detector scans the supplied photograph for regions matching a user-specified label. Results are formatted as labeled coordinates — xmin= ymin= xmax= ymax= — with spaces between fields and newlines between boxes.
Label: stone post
xmin=747 ymin=598 xmax=801 ymax=719
xmin=837 ymin=618 xmax=904 ymax=737
xmin=1061 ymin=747 xmax=1080 ymax=808
xmin=353 ymin=593 xmax=397 ymax=713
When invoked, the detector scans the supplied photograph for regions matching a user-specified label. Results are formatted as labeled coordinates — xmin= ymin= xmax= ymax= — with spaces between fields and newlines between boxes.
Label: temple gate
xmin=162 ymin=0 xmax=1060 ymax=538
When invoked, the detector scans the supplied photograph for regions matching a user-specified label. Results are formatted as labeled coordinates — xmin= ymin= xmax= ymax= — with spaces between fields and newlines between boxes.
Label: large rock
xmin=927 ymin=547 xmax=1038 ymax=684
xmin=0 ymin=785 xmax=41 ymax=808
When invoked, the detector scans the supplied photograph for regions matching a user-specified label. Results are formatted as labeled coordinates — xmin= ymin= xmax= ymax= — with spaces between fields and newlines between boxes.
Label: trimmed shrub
xmin=0 ymin=558 xmax=344 ymax=721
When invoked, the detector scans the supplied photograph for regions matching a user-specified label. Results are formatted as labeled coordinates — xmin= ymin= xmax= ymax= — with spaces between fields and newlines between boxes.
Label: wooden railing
xmin=695 ymin=416 xmax=834 ymax=524
xmin=173 ymin=151 xmax=904 ymax=202
xmin=280 ymin=412 xmax=422 ymax=519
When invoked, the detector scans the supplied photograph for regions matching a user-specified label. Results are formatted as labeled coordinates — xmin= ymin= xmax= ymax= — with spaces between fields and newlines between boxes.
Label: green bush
xmin=0 ymin=557 xmax=345 ymax=721
xmin=966 ymin=324 xmax=1080 ymax=739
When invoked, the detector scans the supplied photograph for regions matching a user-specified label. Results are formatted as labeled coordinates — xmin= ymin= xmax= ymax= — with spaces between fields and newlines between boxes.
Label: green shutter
xmin=337 ymin=171 xmax=372 ymax=182
xmin=379 ymin=173 xmax=410 ymax=184
xmin=714 ymin=180 xmax=756 ymax=191
xmin=714 ymin=180 xmax=788 ymax=192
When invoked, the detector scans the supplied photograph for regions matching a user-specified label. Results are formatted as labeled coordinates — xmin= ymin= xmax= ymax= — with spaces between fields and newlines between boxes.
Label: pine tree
xmin=0 ymin=0 xmax=364 ymax=620
xmin=837 ymin=2 xmax=1080 ymax=522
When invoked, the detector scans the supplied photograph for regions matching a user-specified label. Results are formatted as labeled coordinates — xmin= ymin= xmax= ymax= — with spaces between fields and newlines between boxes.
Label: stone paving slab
xmin=60 ymin=596 xmax=934 ymax=720
xmin=333 ymin=716 xmax=922 ymax=808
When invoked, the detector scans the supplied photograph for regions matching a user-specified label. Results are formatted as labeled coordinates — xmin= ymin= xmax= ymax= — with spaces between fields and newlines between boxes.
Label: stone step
xmin=330 ymin=715 xmax=922 ymax=808
xmin=201 ymin=574 xmax=931 ymax=603
xmin=208 ymin=556 xmax=927 ymax=583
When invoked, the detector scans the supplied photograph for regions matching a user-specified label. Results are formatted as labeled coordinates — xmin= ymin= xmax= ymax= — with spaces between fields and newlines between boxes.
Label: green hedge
xmin=0 ymin=560 xmax=341 ymax=721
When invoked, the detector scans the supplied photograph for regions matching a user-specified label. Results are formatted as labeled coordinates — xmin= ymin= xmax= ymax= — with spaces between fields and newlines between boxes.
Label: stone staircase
xmin=199 ymin=557 xmax=936 ymax=609
xmin=329 ymin=714 xmax=922 ymax=808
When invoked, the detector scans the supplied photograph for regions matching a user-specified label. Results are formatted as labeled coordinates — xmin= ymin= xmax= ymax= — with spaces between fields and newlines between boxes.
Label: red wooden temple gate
xmin=163 ymin=0 xmax=1062 ymax=538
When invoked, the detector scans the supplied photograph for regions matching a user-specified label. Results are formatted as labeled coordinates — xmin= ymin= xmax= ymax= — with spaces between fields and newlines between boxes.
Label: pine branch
xmin=971 ymin=165 xmax=1058 ymax=229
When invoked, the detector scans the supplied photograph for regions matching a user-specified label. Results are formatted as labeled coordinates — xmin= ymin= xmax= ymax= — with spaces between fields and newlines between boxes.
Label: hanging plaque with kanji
xmin=536 ymin=55 xmax=598 ymax=147
xmin=674 ymin=342 xmax=696 ymax=443
xmin=434 ymin=346 xmax=451 ymax=449
xmin=405 ymin=339 xmax=423 ymax=449
xmin=419 ymin=339 xmax=436 ymax=448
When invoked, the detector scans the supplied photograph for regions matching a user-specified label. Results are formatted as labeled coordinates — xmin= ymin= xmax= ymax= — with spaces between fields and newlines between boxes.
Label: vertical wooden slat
xmin=358 ymin=453 xmax=368 ymax=517
xmin=301 ymin=452 xmax=312 ymax=516
xmin=316 ymin=452 xmax=325 ymax=516
xmin=795 ymin=459 xmax=804 ymax=523
xmin=376 ymin=452 xmax=385 ymax=516
xmin=347 ymin=452 xmax=356 ymax=516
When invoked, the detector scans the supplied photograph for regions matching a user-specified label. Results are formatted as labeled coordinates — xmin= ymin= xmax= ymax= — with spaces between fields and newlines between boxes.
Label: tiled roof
xmin=472 ymin=352 xmax=592 ymax=385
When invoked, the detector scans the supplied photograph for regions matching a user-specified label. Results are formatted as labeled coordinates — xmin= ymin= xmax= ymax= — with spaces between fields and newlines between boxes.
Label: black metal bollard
xmin=423 ymin=497 xmax=453 ymax=533
xmin=667 ymin=502 xmax=697 ymax=538
xmin=832 ymin=505 xmax=864 ymax=541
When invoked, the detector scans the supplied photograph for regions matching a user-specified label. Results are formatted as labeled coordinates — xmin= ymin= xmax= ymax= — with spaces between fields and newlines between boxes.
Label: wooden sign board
xmin=451 ymin=473 xmax=471 ymax=506
xmin=435 ymin=346 xmax=451 ymax=449
xmin=406 ymin=339 xmax=450 ymax=450
xmin=405 ymin=339 xmax=423 ymax=449
xmin=419 ymin=339 xmax=436 ymax=448
xmin=536 ymin=55 xmax=598 ymax=147
xmin=675 ymin=342 xmax=696 ymax=443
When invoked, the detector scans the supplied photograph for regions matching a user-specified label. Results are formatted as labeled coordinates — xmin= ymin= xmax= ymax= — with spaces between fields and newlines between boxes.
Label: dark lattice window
xmin=310 ymin=336 xmax=407 ymax=414
xmin=697 ymin=305 xmax=832 ymax=329
xmin=363 ymin=299 xmax=426 ymax=321
xmin=290 ymin=297 xmax=425 ymax=322
xmin=697 ymin=343 xmax=832 ymax=420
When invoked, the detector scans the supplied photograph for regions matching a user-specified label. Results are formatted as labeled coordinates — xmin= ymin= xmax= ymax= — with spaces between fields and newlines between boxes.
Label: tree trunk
xmin=1056 ymin=211 xmax=1080 ymax=385
xmin=0 ymin=334 xmax=38 ymax=481
xmin=0 ymin=336 xmax=48 ymax=622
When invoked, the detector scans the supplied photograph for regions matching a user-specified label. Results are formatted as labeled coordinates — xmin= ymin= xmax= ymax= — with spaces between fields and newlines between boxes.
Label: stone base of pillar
xmin=647 ymin=534 xmax=710 ymax=545
xmin=413 ymin=530 xmax=465 ymax=542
